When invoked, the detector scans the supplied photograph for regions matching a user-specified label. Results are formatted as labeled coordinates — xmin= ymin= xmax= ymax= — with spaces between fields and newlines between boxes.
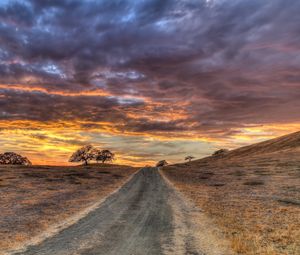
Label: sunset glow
xmin=0 ymin=0 xmax=299 ymax=166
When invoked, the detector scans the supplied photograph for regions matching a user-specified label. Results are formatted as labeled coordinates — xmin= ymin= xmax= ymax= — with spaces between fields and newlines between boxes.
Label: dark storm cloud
xmin=0 ymin=0 xmax=300 ymax=137
xmin=0 ymin=88 xmax=189 ymax=133
xmin=0 ymin=89 xmax=134 ymax=122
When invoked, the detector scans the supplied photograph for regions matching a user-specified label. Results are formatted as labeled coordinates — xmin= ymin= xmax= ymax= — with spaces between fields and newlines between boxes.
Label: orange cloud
xmin=1 ymin=119 xmax=299 ymax=166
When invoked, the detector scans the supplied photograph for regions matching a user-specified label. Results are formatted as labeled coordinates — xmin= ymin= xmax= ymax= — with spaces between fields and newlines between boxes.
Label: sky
xmin=0 ymin=0 xmax=299 ymax=166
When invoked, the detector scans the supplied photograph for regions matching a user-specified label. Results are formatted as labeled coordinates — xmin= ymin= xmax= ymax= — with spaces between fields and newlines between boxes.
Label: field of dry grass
xmin=163 ymin=132 xmax=300 ymax=255
xmin=0 ymin=164 xmax=138 ymax=253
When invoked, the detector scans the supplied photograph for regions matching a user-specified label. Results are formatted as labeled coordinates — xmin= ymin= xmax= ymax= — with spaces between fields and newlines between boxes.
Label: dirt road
xmin=14 ymin=168 xmax=205 ymax=255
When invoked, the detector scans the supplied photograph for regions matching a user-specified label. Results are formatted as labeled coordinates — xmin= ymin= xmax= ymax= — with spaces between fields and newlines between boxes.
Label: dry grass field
xmin=163 ymin=131 xmax=300 ymax=255
xmin=0 ymin=164 xmax=138 ymax=253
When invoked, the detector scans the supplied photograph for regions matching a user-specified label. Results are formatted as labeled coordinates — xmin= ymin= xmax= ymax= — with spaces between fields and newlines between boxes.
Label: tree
xmin=156 ymin=160 xmax=168 ymax=168
xmin=212 ymin=149 xmax=229 ymax=158
xmin=69 ymin=145 xmax=98 ymax=165
xmin=0 ymin=152 xmax=32 ymax=165
xmin=185 ymin=156 xmax=195 ymax=162
xmin=95 ymin=149 xmax=115 ymax=164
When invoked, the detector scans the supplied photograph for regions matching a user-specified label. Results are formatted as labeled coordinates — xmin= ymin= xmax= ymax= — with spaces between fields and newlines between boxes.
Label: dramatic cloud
xmin=0 ymin=0 xmax=299 ymax=165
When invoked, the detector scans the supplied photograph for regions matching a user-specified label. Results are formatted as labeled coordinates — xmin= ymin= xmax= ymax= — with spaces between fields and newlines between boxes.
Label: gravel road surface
xmin=15 ymin=167 xmax=204 ymax=255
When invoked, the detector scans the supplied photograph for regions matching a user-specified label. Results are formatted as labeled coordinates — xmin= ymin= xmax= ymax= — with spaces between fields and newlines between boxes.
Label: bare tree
xmin=156 ymin=160 xmax=168 ymax=168
xmin=69 ymin=145 xmax=98 ymax=165
xmin=185 ymin=156 xmax=195 ymax=162
xmin=0 ymin=152 xmax=32 ymax=165
xmin=95 ymin=149 xmax=115 ymax=164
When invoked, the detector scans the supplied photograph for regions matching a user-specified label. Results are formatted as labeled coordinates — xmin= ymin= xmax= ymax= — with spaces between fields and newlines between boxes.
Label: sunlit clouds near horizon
xmin=0 ymin=0 xmax=299 ymax=165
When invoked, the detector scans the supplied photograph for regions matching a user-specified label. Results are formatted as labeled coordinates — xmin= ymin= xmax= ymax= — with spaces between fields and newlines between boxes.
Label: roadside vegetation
xmin=163 ymin=131 xmax=300 ymax=255
xmin=0 ymin=164 xmax=138 ymax=253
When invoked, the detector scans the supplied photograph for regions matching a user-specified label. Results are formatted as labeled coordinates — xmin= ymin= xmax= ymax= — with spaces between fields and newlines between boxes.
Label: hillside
xmin=221 ymin=131 xmax=300 ymax=159
xmin=162 ymin=131 xmax=300 ymax=255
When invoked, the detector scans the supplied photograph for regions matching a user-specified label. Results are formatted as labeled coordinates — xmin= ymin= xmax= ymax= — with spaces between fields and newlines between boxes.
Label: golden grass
xmin=163 ymin=149 xmax=300 ymax=255
xmin=0 ymin=164 xmax=138 ymax=252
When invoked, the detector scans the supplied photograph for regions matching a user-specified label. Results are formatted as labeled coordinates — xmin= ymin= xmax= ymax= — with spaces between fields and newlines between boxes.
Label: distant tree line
xmin=0 ymin=147 xmax=230 ymax=167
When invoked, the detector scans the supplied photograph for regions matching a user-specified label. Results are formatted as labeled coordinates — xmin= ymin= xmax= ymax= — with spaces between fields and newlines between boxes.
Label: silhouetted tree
xmin=185 ymin=156 xmax=195 ymax=162
xmin=69 ymin=145 xmax=98 ymax=165
xmin=95 ymin=149 xmax=115 ymax=164
xmin=156 ymin=160 xmax=168 ymax=168
xmin=0 ymin=152 xmax=32 ymax=165
xmin=212 ymin=149 xmax=229 ymax=157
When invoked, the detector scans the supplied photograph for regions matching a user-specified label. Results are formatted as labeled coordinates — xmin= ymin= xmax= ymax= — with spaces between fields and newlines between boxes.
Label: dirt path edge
xmin=6 ymin=169 xmax=142 ymax=255
xmin=159 ymin=169 xmax=236 ymax=255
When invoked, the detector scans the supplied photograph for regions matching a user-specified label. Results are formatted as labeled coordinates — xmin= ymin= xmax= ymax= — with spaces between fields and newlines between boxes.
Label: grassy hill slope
xmin=163 ymin=131 xmax=300 ymax=255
